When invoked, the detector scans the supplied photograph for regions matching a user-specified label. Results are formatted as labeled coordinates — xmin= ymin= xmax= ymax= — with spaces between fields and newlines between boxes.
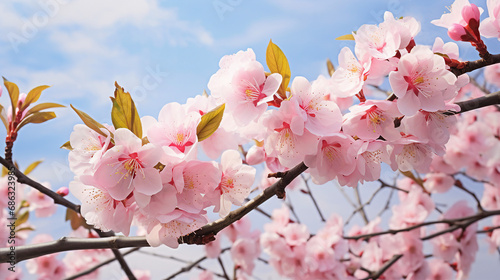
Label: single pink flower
xmin=389 ymin=45 xmax=458 ymax=116
xmin=343 ymin=100 xmax=402 ymax=141
xmin=291 ymin=76 xmax=342 ymax=136
xmin=211 ymin=150 xmax=255 ymax=217
xmin=264 ymin=98 xmax=319 ymax=168
xmin=304 ymin=133 xmax=357 ymax=185
xmin=480 ymin=0 xmax=500 ymax=39
xmin=93 ymin=128 xmax=163 ymax=201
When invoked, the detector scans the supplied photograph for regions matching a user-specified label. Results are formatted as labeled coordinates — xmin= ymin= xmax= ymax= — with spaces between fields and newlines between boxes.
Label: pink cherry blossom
xmin=68 ymin=124 xmax=112 ymax=175
xmin=432 ymin=0 xmax=481 ymax=28
xmin=330 ymin=47 xmax=370 ymax=97
xmin=147 ymin=102 xmax=200 ymax=156
xmin=423 ymin=172 xmax=454 ymax=193
xmin=210 ymin=150 xmax=255 ymax=217
xmin=484 ymin=64 xmax=500 ymax=87
xmin=338 ymin=140 xmax=390 ymax=187
xmin=69 ymin=178 xmax=135 ymax=236
xmin=480 ymin=0 xmax=500 ymax=39
xmin=428 ymin=259 xmax=454 ymax=280
xmin=389 ymin=45 xmax=458 ymax=116
xmin=93 ymin=128 xmax=163 ymax=201
xmin=147 ymin=209 xmax=208 ymax=248
xmin=173 ymin=160 xmax=221 ymax=213
xmin=208 ymin=48 xmax=282 ymax=126
xmin=343 ymin=100 xmax=402 ymax=141
xmin=312 ymin=74 xmax=354 ymax=111
xmin=305 ymin=133 xmax=357 ymax=185
xmin=354 ymin=20 xmax=401 ymax=62
xmin=27 ymin=182 xmax=56 ymax=218
xmin=264 ymin=98 xmax=319 ymax=168
xmin=290 ymin=76 xmax=342 ymax=136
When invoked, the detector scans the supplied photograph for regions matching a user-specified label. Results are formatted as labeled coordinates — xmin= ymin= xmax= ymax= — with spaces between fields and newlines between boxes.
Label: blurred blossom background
xmin=0 ymin=0 xmax=498 ymax=279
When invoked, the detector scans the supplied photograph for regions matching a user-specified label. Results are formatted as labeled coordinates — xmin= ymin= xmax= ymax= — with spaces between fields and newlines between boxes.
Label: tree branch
xmin=0 ymin=155 xmax=80 ymax=213
xmin=0 ymin=236 xmax=149 ymax=263
xmin=344 ymin=209 xmax=500 ymax=241
xmin=0 ymin=162 xmax=309 ymax=262
xmin=177 ymin=162 xmax=308 ymax=245
xmin=445 ymin=90 xmax=500 ymax=115
xmin=361 ymin=254 xmax=403 ymax=280
xmin=449 ymin=53 xmax=500 ymax=76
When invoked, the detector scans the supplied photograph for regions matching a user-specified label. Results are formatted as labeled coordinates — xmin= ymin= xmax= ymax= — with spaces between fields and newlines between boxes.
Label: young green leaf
xmin=60 ymin=141 xmax=73 ymax=151
xmin=0 ymin=104 xmax=8 ymax=130
xmin=25 ymin=102 xmax=65 ymax=117
xmin=336 ymin=34 xmax=355 ymax=40
xmin=21 ymin=85 xmax=50 ymax=111
xmin=3 ymin=77 xmax=19 ymax=118
xmin=16 ymin=112 xmax=56 ymax=131
xmin=266 ymin=40 xmax=291 ymax=100
xmin=111 ymin=82 xmax=142 ymax=139
xmin=70 ymin=105 xmax=109 ymax=138
xmin=197 ymin=104 xmax=225 ymax=142
xmin=24 ymin=160 xmax=43 ymax=175
xmin=15 ymin=211 xmax=29 ymax=227
xmin=327 ymin=58 xmax=335 ymax=77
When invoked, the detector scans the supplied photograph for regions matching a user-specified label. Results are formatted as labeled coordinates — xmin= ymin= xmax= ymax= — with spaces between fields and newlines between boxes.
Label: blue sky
xmin=0 ymin=0 xmax=498 ymax=279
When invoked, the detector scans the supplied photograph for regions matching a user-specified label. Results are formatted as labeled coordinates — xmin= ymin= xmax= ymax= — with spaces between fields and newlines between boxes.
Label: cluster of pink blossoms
xmin=66 ymin=0 xmax=500 ymax=251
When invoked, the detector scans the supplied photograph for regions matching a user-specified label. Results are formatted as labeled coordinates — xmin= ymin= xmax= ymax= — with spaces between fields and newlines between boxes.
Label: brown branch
xmin=0 ymin=155 xmax=80 ymax=213
xmin=301 ymin=174 xmax=326 ymax=222
xmin=0 ymin=156 xmax=136 ymax=277
xmin=450 ymin=53 xmax=500 ymax=76
xmin=178 ymin=162 xmax=308 ymax=245
xmin=449 ymin=90 xmax=500 ymax=115
xmin=0 ymin=162 xmax=309 ymax=262
xmin=361 ymin=254 xmax=403 ymax=280
xmin=0 ymin=236 xmax=150 ymax=263
xmin=344 ymin=209 xmax=500 ymax=241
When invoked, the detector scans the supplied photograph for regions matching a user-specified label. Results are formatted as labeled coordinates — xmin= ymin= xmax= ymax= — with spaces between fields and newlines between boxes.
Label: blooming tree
xmin=1 ymin=0 xmax=500 ymax=279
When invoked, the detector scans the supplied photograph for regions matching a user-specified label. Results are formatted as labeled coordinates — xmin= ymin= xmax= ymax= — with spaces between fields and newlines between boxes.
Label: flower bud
xmin=245 ymin=145 xmax=266 ymax=165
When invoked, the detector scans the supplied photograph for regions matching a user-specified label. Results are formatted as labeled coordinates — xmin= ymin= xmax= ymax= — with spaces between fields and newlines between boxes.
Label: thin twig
xmin=361 ymin=254 xmax=403 ymax=280
xmin=218 ymin=257 xmax=230 ymax=280
xmin=301 ymin=174 xmax=326 ymax=222
xmin=354 ymin=186 xmax=369 ymax=225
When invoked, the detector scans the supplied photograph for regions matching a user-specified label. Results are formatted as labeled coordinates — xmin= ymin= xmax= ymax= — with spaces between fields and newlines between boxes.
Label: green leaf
xmin=0 ymin=104 xmax=8 ymax=130
xmin=16 ymin=111 xmax=56 ymax=131
xmin=1 ymin=167 xmax=8 ymax=177
xmin=197 ymin=104 xmax=225 ymax=142
xmin=15 ymin=211 xmax=29 ymax=227
xmin=3 ymin=77 xmax=19 ymax=118
xmin=266 ymin=40 xmax=291 ymax=100
xmin=326 ymin=58 xmax=335 ymax=77
xmin=336 ymin=34 xmax=355 ymax=40
xmin=71 ymin=105 xmax=109 ymax=138
xmin=24 ymin=160 xmax=43 ymax=175
xmin=25 ymin=102 xmax=65 ymax=116
xmin=21 ymin=85 xmax=50 ymax=111
xmin=60 ymin=141 xmax=73 ymax=151
xmin=111 ymin=82 xmax=142 ymax=139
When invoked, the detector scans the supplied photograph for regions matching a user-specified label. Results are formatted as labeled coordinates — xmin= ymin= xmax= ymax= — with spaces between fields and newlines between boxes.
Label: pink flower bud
xmin=56 ymin=187 xmax=69 ymax=197
xmin=461 ymin=4 xmax=480 ymax=24
xmin=448 ymin=23 xmax=469 ymax=41
xmin=245 ymin=145 xmax=266 ymax=165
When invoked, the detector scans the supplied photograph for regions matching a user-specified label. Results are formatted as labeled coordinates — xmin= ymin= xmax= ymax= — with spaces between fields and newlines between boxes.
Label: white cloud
xmin=216 ymin=18 xmax=295 ymax=49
